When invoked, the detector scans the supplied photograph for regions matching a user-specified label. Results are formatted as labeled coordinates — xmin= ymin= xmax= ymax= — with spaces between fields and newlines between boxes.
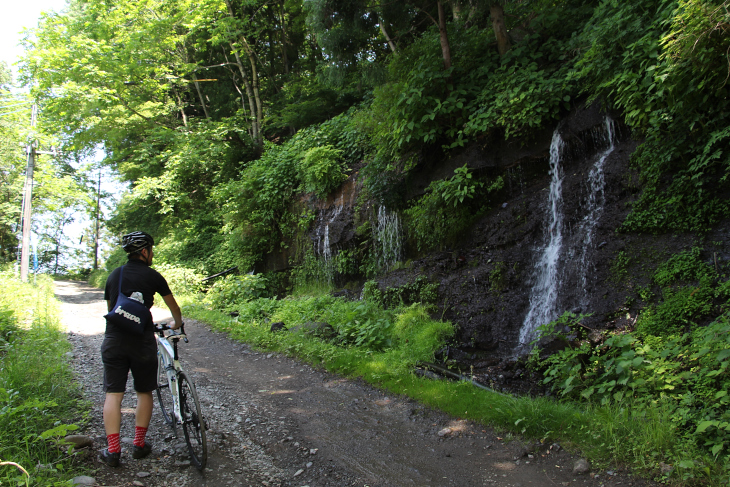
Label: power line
xmin=0 ymin=107 xmax=32 ymax=117
xmin=0 ymin=101 xmax=32 ymax=109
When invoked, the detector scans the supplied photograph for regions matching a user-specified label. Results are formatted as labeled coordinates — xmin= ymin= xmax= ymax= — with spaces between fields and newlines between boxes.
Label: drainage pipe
xmin=416 ymin=361 xmax=510 ymax=397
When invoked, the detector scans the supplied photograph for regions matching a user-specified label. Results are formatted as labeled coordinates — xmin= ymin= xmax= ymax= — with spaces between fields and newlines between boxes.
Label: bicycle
xmin=155 ymin=322 xmax=208 ymax=470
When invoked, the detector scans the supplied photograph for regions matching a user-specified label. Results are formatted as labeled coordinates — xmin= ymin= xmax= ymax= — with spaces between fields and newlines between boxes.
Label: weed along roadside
xmin=0 ymin=272 xmax=90 ymax=486
xmin=172 ymin=287 xmax=697 ymax=485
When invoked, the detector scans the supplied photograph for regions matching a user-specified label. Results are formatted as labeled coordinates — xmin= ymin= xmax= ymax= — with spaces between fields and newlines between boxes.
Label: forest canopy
xmin=7 ymin=0 xmax=730 ymax=274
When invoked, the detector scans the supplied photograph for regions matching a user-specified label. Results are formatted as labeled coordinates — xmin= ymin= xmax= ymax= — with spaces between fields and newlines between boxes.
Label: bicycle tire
xmin=156 ymin=354 xmax=175 ymax=428
xmin=178 ymin=371 xmax=207 ymax=470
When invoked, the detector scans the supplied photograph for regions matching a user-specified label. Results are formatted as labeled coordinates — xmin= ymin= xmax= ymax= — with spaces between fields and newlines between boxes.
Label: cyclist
xmin=100 ymin=231 xmax=183 ymax=467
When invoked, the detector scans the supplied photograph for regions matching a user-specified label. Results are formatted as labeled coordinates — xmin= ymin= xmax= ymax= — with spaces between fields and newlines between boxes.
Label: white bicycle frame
xmin=156 ymin=332 xmax=184 ymax=424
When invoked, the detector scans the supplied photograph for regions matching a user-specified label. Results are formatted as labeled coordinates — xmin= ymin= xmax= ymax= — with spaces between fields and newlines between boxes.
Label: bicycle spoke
xmin=178 ymin=371 xmax=207 ymax=470
xmin=156 ymin=354 xmax=175 ymax=431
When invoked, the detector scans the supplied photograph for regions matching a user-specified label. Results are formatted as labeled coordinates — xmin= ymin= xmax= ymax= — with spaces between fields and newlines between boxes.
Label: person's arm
xmin=161 ymin=293 xmax=183 ymax=330
xmin=107 ymin=300 xmax=113 ymax=312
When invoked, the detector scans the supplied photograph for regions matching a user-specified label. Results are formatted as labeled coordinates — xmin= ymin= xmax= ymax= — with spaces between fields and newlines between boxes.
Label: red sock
xmin=133 ymin=426 xmax=148 ymax=448
xmin=106 ymin=433 xmax=121 ymax=453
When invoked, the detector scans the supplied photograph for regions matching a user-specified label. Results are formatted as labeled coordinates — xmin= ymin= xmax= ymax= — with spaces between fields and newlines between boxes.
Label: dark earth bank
xmin=57 ymin=280 xmax=660 ymax=487
xmin=265 ymin=102 xmax=730 ymax=396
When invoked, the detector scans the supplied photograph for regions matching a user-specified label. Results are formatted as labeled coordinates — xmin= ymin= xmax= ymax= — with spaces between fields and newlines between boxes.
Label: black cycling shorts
xmin=101 ymin=335 xmax=157 ymax=393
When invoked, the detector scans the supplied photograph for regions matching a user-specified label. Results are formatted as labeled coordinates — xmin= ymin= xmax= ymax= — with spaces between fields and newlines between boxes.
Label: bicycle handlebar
xmin=155 ymin=322 xmax=188 ymax=343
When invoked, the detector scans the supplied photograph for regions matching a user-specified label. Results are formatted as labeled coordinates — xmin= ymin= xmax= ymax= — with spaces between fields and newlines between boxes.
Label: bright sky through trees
xmin=2 ymin=0 xmax=125 ymax=272
xmin=1 ymin=0 xmax=67 ymax=80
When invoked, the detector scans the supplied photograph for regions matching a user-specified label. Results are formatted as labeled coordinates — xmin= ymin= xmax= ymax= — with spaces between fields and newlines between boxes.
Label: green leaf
xmin=717 ymin=349 xmax=730 ymax=362
xmin=695 ymin=421 xmax=717 ymax=434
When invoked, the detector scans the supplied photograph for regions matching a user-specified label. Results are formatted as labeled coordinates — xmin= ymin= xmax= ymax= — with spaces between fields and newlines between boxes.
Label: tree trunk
xmin=222 ymin=50 xmax=249 ymax=114
xmin=279 ymin=1 xmax=289 ymax=74
xmin=224 ymin=0 xmax=264 ymax=144
xmin=437 ymin=1 xmax=452 ymax=69
xmin=231 ymin=45 xmax=260 ymax=143
xmin=191 ymin=73 xmax=210 ymax=120
xmin=175 ymin=90 xmax=188 ymax=127
xmin=242 ymin=37 xmax=264 ymax=144
xmin=379 ymin=21 xmax=397 ymax=53
xmin=490 ymin=3 xmax=511 ymax=56
xmin=452 ymin=1 xmax=463 ymax=21
xmin=453 ymin=1 xmax=476 ymax=28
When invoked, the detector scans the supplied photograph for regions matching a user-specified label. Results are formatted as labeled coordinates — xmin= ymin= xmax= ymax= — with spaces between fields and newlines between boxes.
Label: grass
xmin=0 ymin=270 xmax=89 ymax=486
xmin=176 ymin=289 xmax=723 ymax=486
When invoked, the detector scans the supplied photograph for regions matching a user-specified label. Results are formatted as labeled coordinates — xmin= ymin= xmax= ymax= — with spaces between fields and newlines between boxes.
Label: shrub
xmin=0 ymin=306 xmax=19 ymax=344
xmin=204 ymin=273 xmax=269 ymax=311
xmin=404 ymin=166 xmax=501 ymax=252
xmin=88 ymin=269 xmax=110 ymax=288
xmin=0 ymin=271 xmax=86 ymax=485
xmin=532 ymin=310 xmax=730 ymax=468
xmin=299 ymin=145 xmax=347 ymax=198
xmin=636 ymin=247 xmax=728 ymax=337
xmin=153 ymin=264 xmax=206 ymax=296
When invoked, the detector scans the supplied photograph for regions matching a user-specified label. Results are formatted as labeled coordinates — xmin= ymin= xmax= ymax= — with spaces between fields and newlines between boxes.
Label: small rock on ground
xmin=573 ymin=458 xmax=591 ymax=475
xmin=65 ymin=435 xmax=94 ymax=449
xmin=71 ymin=476 xmax=96 ymax=486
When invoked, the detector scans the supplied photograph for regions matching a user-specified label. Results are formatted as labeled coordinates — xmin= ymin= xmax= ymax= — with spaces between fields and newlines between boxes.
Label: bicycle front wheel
xmin=178 ymin=371 xmax=207 ymax=470
xmin=156 ymin=354 xmax=175 ymax=428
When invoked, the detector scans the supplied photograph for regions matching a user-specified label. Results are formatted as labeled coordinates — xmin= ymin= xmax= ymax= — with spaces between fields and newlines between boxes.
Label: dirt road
xmin=55 ymin=280 xmax=655 ymax=487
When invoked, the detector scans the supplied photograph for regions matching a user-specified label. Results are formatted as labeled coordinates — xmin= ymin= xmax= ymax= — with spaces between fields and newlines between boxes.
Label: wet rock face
xmin=266 ymin=102 xmax=725 ymax=385
xmin=379 ymin=103 xmax=645 ymax=362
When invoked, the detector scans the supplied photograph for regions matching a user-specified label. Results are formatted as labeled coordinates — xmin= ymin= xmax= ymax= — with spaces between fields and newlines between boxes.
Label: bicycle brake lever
xmin=181 ymin=323 xmax=189 ymax=343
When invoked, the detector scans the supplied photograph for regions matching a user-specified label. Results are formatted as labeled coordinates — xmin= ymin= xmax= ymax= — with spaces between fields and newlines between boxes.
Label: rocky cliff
xmin=264 ymin=103 xmax=730 ymax=391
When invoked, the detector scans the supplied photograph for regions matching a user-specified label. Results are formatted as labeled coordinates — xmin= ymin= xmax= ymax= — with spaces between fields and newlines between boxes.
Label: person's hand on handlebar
xmin=155 ymin=320 xmax=184 ymax=332
xmin=154 ymin=321 xmax=179 ymax=330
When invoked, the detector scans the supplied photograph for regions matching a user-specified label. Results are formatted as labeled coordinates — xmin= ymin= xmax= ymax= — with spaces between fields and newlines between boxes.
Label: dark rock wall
xmin=264 ymin=103 xmax=729 ymax=377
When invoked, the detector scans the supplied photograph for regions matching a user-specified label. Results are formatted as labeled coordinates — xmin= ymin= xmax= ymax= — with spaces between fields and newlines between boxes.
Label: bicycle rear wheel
xmin=178 ymin=371 xmax=207 ymax=470
xmin=156 ymin=354 xmax=175 ymax=429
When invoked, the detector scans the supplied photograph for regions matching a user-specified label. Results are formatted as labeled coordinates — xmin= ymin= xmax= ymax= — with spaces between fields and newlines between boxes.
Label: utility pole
xmin=94 ymin=169 xmax=101 ymax=270
xmin=19 ymin=104 xmax=37 ymax=282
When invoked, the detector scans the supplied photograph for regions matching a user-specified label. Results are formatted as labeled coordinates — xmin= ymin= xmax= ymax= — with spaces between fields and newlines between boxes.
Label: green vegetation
xmin=3 ymin=0 xmax=726 ymax=274
xmin=299 ymin=146 xmax=348 ymax=198
xmin=6 ymin=0 xmax=730 ymax=484
xmin=0 ymin=270 xmax=87 ymax=486
xmin=183 ymin=293 xmax=454 ymax=375
xmin=169 ymin=275 xmax=722 ymax=484
xmin=530 ymin=245 xmax=730 ymax=483
xmin=637 ymin=247 xmax=728 ymax=336
xmin=404 ymin=166 xmax=502 ymax=252
xmin=362 ymin=277 xmax=439 ymax=309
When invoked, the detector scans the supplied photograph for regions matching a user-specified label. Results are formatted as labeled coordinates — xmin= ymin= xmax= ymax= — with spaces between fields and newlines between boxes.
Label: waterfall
xmin=323 ymin=224 xmax=331 ymax=262
xmin=516 ymin=117 xmax=618 ymax=353
xmin=310 ymin=195 xmax=345 ymax=285
xmin=316 ymin=195 xmax=344 ymax=259
xmin=517 ymin=129 xmax=565 ymax=350
xmin=373 ymin=206 xmax=403 ymax=271
xmin=579 ymin=117 xmax=616 ymax=304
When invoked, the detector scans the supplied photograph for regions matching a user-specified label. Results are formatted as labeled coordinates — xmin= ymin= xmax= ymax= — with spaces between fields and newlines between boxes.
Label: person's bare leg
xmin=135 ymin=391 xmax=153 ymax=428
xmin=103 ymin=392 xmax=124 ymax=435
xmin=101 ymin=392 xmax=125 ymax=465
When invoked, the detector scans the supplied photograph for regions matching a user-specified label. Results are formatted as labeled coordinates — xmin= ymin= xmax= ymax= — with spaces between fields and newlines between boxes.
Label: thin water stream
xmin=517 ymin=129 xmax=565 ymax=351
xmin=516 ymin=117 xmax=617 ymax=353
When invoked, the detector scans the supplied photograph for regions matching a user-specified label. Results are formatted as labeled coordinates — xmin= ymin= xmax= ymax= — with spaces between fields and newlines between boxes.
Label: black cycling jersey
xmin=104 ymin=259 xmax=172 ymax=337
